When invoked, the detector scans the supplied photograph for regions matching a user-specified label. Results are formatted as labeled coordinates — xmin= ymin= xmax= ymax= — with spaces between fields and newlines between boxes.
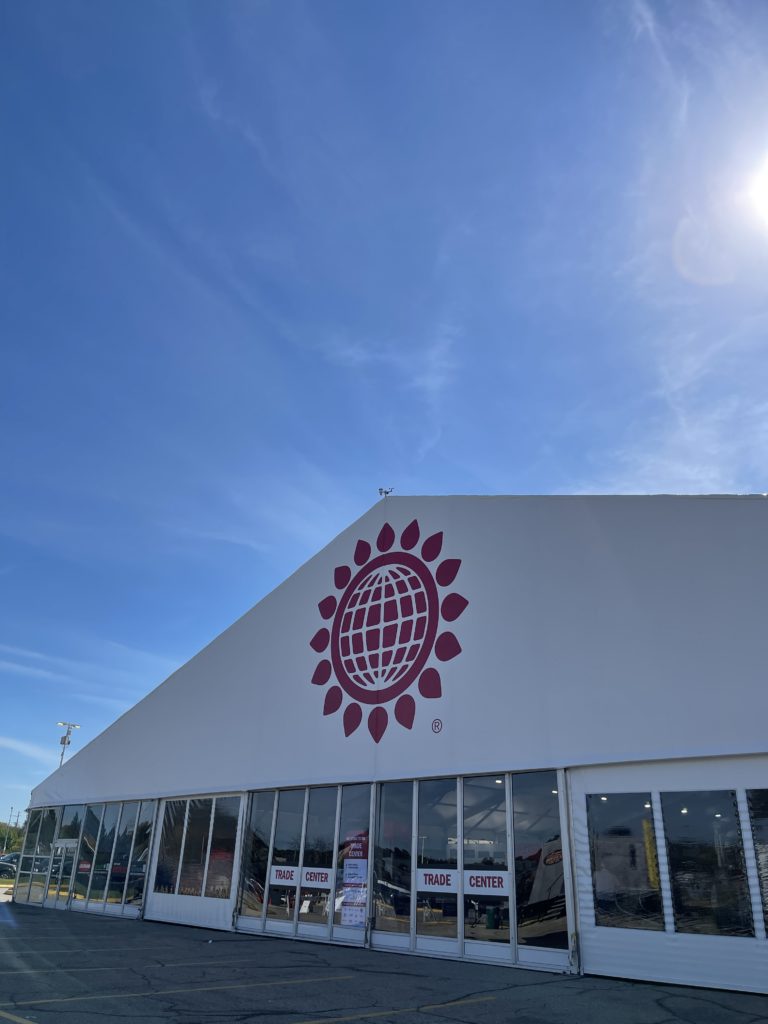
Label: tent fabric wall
xmin=30 ymin=495 xmax=768 ymax=809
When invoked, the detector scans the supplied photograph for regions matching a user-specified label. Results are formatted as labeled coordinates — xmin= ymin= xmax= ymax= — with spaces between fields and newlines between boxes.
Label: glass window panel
xmin=463 ymin=776 xmax=509 ymax=944
xmin=204 ymin=796 xmax=240 ymax=899
xmin=106 ymin=803 xmax=139 ymax=904
xmin=22 ymin=811 xmax=42 ymax=855
xmin=373 ymin=781 xmax=412 ymax=934
xmin=662 ymin=790 xmax=754 ymax=937
xmin=57 ymin=848 xmax=77 ymax=900
xmin=178 ymin=798 xmax=213 ymax=897
xmin=153 ymin=800 xmax=186 ymax=894
xmin=266 ymin=886 xmax=296 ymax=920
xmin=271 ymin=790 xmax=305 ymax=867
xmin=125 ymin=801 xmax=155 ymax=905
xmin=298 ymin=887 xmax=332 ymax=925
xmin=266 ymin=788 xmax=305 ymax=920
xmin=37 ymin=809 xmax=58 ymax=856
xmin=239 ymin=791 xmax=275 ymax=918
xmin=58 ymin=805 xmax=84 ymax=840
xmin=48 ymin=849 xmax=64 ymax=900
xmin=417 ymin=779 xmax=458 ymax=870
xmin=28 ymin=873 xmax=47 ymax=904
xmin=72 ymin=805 xmax=103 ymax=900
xmin=14 ymin=873 xmax=31 ymax=903
xmin=298 ymin=788 xmax=337 ymax=927
xmin=417 ymin=778 xmax=457 ymax=938
xmin=586 ymin=793 xmax=664 ymax=930
xmin=302 ymin=788 xmax=337 ymax=869
xmin=747 ymin=790 xmax=768 ymax=928
xmin=513 ymin=772 xmax=568 ymax=950
xmin=89 ymin=804 xmax=120 ymax=902
xmin=334 ymin=784 xmax=370 ymax=928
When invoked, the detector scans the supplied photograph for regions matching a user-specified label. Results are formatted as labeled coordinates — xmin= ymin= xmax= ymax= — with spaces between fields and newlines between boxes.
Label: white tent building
xmin=15 ymin=496 xmax=768 ymax=994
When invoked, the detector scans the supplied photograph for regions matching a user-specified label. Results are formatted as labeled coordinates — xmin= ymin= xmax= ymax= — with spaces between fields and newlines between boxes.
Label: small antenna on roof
xmin=378 ymin=487 xmax=393 ymax=498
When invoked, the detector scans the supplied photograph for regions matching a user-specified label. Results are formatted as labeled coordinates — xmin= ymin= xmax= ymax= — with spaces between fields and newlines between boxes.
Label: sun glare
xmin=748 ymin=157 xmax=768 ymax=227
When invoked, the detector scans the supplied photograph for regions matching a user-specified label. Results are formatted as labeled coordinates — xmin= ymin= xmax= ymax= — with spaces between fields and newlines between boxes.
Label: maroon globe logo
xmin=309 ymin=519 xmax=468 ymax=742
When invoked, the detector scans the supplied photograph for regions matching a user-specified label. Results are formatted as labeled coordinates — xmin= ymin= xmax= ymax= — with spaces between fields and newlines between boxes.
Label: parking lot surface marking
xmin=0 ymin=973 xmax=354 ymax=1010
xmin=0 ymin=1009 xmax=36 ymax=1024
xmin=0 ymin=955 xmax=263 ymax=975
xmin=293 ymin=994 xmax=496 ymax=1024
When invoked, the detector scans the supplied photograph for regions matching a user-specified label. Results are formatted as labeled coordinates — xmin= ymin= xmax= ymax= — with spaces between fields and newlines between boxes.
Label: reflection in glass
xmin=54 ymin=805 xmax=84 ymax=901
xmin=747 ymin=790 xmax=768 ymax=929
xmin=266 ymin=790 xmax=305 ymax=922
xmin=22 ymin=811 xmax=42 ymax=855
xmin=37 ymin=809 xmax=58 ymax=856
xmin=299 ymin=788 xmax=337 ymax=926
xmin=59 ymin=805 xmax=85 ymax=840
xmin=205 ymin=796 xmax=240 ymax=899
xmin=72 ymin=805 xmax=104 ymax=900
xmin=89 ymin=803 xmax=120 ymax=902
xmin=272 ymin=790 xmax=305 ymax=867
xmin=125 ymin=801 xmax=155 ymax=905
xmin=107 ymin=803 xmax=139 ymax=904
xmin=373 ymin=781 xmax=412 ymax=934
xmin=662 ymin=790 xmax=753 ymax=936
xmin=587 ymin=793 xmax=663 ymax=930
xmin=178 ymin=799 xmax=213 ymax=897
xmin=513 ymin=772 xmax=568 ymax=949
xmin=154 ymin=800 xmax=186 ymax=894
xmin=15 ymin=874 xmax=31 ymax=903
xmin=334 ymin=784 xmax=370 ymax=928
xmin=240 ymin=791 xmax=275 ymax=918
xmin=266 ymin=886 xmax=295 ymax=920
xmin=464 ymin=776 xmax=509 ymax=944
xmin=417 ymin=778 xmax=457 ymax=938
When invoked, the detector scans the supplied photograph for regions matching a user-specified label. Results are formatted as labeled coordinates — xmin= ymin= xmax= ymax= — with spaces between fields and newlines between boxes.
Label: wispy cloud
xmin=0 ymin=737 xmax=58 ymax=768
xmin=320 ymin=317 xmax=461 ymax=460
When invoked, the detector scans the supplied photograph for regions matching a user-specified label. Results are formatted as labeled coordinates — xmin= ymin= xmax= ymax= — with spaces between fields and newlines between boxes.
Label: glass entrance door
xmin=145 ymin=794 xmax=243 ymax=930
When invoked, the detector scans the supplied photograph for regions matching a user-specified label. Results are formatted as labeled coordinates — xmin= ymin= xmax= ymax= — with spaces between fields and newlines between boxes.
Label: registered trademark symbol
xmin=432 ymin=718 xmax=443 ymax=734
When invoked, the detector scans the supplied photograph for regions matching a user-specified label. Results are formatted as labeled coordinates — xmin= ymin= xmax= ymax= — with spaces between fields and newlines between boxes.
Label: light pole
xmin=57 ymin=722 xmax=80 ymax=768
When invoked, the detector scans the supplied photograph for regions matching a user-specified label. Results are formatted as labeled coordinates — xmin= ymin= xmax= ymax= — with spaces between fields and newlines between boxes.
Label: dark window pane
xmin=298 ymin=887 xmax=332 ymax=925
xmin=747 ymin=790 xmax=768 ymax=929
xmin=513 ymin=772 xmax=568 ymax=949
xmin=303 ymin=788 xmax=337 ymax=869
xmin=125 ymin=801 xmax=155 ymax=905
xmin=204 ymin=796 xmax=240 ymax=899
xmin=58 ymin=805 xmax=84 ymax=840
xmin=239 ymin=791 xmax=275 ymax=918
xmin=334 ymin=784 xmax=370 ymax=928
xmin=587 ymin=793 xmax=664 ymax=930
xmin=417 ymin=778 xmax=457 ymax=938
xmin=272 ymin=790 xmax=305 ymax=867
xmin=72 ymin=805 xmax=103 ymax=900
xmin=22 ymin=811 xmax=42 ymax=855
xmin=662 ymin=791 xmax=754 ymax=936
xmin=107 ymin=803 xmax=139 ymax=904
xmin=464 ymin=776 xmax=509 ymax=944
xmin=154 ymin=800 xmax=186 ymax=894
xmin=373 ymin=781 xmax=412 ymax=934
xmin=266 ymin=886 xmax=295 ymax=920
xmin=37 ymin=809 xmax=58 ymax=856
xmin=89 ymin=804 xmax=120 ymax=902
xmin=178 ymin=799 xmax=213 ymax=897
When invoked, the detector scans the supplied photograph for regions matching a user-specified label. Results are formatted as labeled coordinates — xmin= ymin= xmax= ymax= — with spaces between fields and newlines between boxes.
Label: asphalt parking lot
xmin=0 ymin=905 xmax=766 ymax=1024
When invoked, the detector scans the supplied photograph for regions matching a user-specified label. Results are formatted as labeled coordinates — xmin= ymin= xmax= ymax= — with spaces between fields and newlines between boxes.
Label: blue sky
xmin=2 ymin=0 xmax=768 ymax=821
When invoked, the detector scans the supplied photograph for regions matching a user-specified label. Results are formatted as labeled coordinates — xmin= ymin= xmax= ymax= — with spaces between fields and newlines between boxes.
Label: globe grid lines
xmin=309 ymin=518 xmax=468 ymax=743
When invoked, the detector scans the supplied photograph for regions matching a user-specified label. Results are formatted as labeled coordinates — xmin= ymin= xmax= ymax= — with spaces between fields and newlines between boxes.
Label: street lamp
xmin=57 ymin=722 xmax=80 ymax=768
